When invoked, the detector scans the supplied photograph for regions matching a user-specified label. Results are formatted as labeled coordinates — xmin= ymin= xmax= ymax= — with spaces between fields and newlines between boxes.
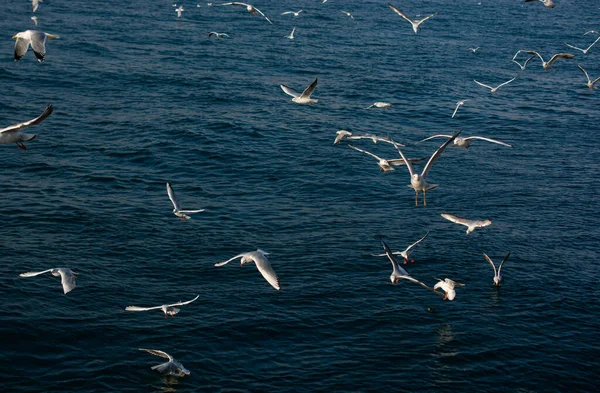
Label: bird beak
xmin=12 ymin=35 xmax=17 ymax=39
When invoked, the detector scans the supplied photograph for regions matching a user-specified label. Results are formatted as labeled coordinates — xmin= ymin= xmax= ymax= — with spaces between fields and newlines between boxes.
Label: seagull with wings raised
xmin=126 ymin=295 xmax=199 ymax=318
xmin=418 ymin=134 xmax=511 ymax=149
xmin=214 ymin=249 xmax=280 ymax=290
xmin=372 ymin=232 xmax=429 ymax=264
xmin=434 ymin=278 xmax=465 ymax=301
xmin=19 ymin=268 xmax=77 ymax=294
xmin=512 ymin=50 xmax=537 ymax=70
xmin=441 ymin=213 xmax=491 ymax=235
xmin=388 ymin=3 xmax=438 ymax=34
xmin=217 ymin=2 xmax=273 ymax=24
xmin=281 ymin=10 xmax=303 ymax=17
xmin=13 ymin=30 xmax=59 ymax=62
xmin=285 ymin=27 xmax=296 ymax=39
xmin=166 ymin=183 xmax=204 ymax=220
xmin=334 ymin=130 xmax=405 ymax=148
xmin=474 ymin=77 xmax=516 ymax=92
xmin=280 ymin=78 xmax=318 ymax=104
xmin=0 ymin=104 xmax=53 ymax=150
xmin=577 ymin=65 xmax=600 ymax=89
xmin=525 ymin=51 xmax=574 ymax=70
xmin=347 ymin=144 xmax=425 ymax=172
xmin=483 ymin=252 xmax=511 ymax=287
xmin=469 ymin=47 xmax=480 ymax=53
xmin=524 ymin=0 xmax=555 ymax=8
xmin=209 ymin=32 xmax=230 ymax=38
xmin=565 ymin=36 xmax=600 ymax=55
xmin=452 ymin=100 xmax=467 ymax=118
xmin=139 ymin=349 xmax=190 ymax=376
xmin=395 ymin=131 xmax=460 ymax=206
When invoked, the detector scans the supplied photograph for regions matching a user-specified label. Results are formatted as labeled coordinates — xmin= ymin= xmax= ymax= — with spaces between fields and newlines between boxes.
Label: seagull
xmin=139 ymin=349 xmax=190 ymax=376
xmin=418 ymin=134 xmax=511 ymax=149
xmin=512 ymin=51 xmax=536 ymax=70
xmin=584 ymin=30 xmax=599 ymax=36
xmin=31 ymin=16 xmax=38 ymax=26
xmin=175 ymin=5 xmax=184 ymax=17
xmin=125 ymin=295 xmax=199 ymax=319
xmin=473 ymin=77 xmax=516 ymax=93
xmin=32 ymin=0 xmax=43 ymax=12
xmin=341 ymin=10 xmax=354 ymax=19
xmin=0 ymin=104 xmax=53 ymax=150
xmin=483 ymin=252 xmax=511 ymax=287
xmin=166 ymin=183 xmax=205 ymax=220
xmin=214 ymin=249 xmax=280 ymax=290
xmin=365 ymin=102 xmax=391 ymax=110
xmin=564 ymin=36 xmax=600 ymax=55
xmin=12 ymin=30 xmax=59 ymax=62
xmin=433 ymin=278 xmax=465 ymax=301
xmin=440 ymin=213 xmax=492 ymax=235
xmin=525 ymin=51 xmax=574 ymax=70
xmin=281 ymin=10 xmax=303 ymax=17
xmin=577 ymin=65 xmax=600 ymax=89
xmin=347 ymin=144 xmax=425 ymax=172
xmin=388 ymin=3 xmax=438 ymax=34
xmin=19 ymin=268 xmax=77 ymax=294
xmin=377 ymin=239 xmax=410 ymax=284
xmin=280 ymin=78 xmax=318 ymax=104
xmin=333 ymin=130 xmax=405 ymax=148
xmin=217 ymin=2 xmax=273 ymax=24
xmin=452 ymin=100 xmax=467 ymax=118
xmin=469 ymin=47 xmax=480 ymax=53
xmin=395 ymin=130 xmax=461 ymax=206
xmin=285 ymin=27 xmax=296 ymax=40
xmin=372 ymin=232 xmax=429 ymax=264
xmin=208 ymin=32 xmax=230 ymax=38
xmin=524 ymin=0 xmax=555 ymax=8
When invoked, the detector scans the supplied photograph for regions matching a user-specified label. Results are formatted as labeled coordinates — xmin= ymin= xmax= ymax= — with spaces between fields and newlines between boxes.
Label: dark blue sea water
xmin=1 ymin=0 xmax=599 ymax=391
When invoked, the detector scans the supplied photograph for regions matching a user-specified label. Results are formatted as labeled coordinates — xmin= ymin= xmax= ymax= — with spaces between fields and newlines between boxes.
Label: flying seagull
xmin=564 ymin=36 xmax=600 ymax=55
xmin=395 ymin=130 xmax=461 ymax=206
xmin=32 ymin=0 xmax=43 ymax=12
xmin=341 ymin=10 xmax=354 ymax=19
xmin=217 ymin=2 xmax=273 ymax=24
xmin=281 ymin=10 xmax=303 ymax=17
xmin=31 ymin=16 xmax=38 ymax=26
xmin=469 ymin=47 xmax=480 ymax=53
xmin=473 ymin=77 xmax=516 ymax=92
xmin=0 ymin=104 xmax=53 ymax=150
xmin=377 ymin=239 xmax=410 ymax=284
xmin=512 ymin=50 xmax=537 ymax=70
xmin=166 ymin=183 xmax=205 ymax=220
xmin=365 ymin=102 xmax=391 ymax=110
xmin=452 ymin=100 xmax=467 ymax=118
xmin=577 ymin=64 xmax=600 ymax=89
xmin=524 ymin=0 xmax=555 ymax=8
xmin=285 ymin=27 xmax=296 ymax=40
xmin=440 ymin=213 xmax=492 ymax=235
xmin=347 ymin=144 xmax=426 ymax=172
xmin=434 ymin=278 xmax=465 ymax=300
xmin=175 ymin=5 xmax=184 ymax=17
xmin=372 ymin=232 xmax=429 ymax=264
xmin=525 ymin=51 xmax=574 ymax=70
xmin=418 ymin=134 xmax=511 ymax=149
xmin=19 ymin=268 xmax=77 ymax=294
xmin=139 ymin=349 xmax=190 ymax=376
xmin=388 ymin=3 xmax=438 ymax=34
xmin=483 ymin=252 xmax=511 ymax=287
xmin=125 ymin=295 xmax=199 ymax=318
xmin=13 ymin=30 xmax=59 ymax=62
xmin=334 ymin=130 xmax=405 ymax=148
xmin=280 ymin=78 xmax=318 ymax=104
xmin=208 ymin=32 xmax=230 ymax=38
xmin=214 ymin=249 xmax=280 ymax=290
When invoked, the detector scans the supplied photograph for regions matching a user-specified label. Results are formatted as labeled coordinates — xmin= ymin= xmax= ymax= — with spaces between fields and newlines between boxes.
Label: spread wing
xmin=166 ymin=183 xmax=181 ymax=211
xmin=464 ymin=136 xmax=512 ymax=147
xmin=496 ymin=77 xmax=516 ymax=89
xmin=546 ymin=53 xmax=574 ymax=66
xmin=473 ymin=80 xmax=494 ymax=90
xmin=125 ymin=305 xmax=163 ymax=311
xmin=19 ymin=269 xmax=53 ymax=277
xmin=421 ymin=130 xmax=461 ymax=177
xmin=578 ymin=65 xmax=591 ymax=81
xmin=440 ymin=213 xmax=471 ymax=227
xmin=168 ymin=295 xmax=200 ymax=307
xmin=214 ymin=253 xmax=245 ymax=267
xmin=299 ymin=78 xmax=318 ymax=99
xmin=139 ymin=348 xmax=173 ymax=361
xmin=395 ymin=147 xmax=416 ymax=177
xmin=14 ymin=36 xmax=31 ymax=62
xmin=250 ymin=6 xmax=273 ymax=24
xmin=253 ymin=254 xmax=280 ymax=290
xmin=388 ymin=3 xmax=414 ymax=25
xmin=497 ymin=252 xmax=511 ymax=276
xmin=388 ymin=157 xmax=427 ymax=166
xmin=525 ymin=50 xmax=544 ymax=63
xmin=405 ymin=231 xmax=429 ymax=253
xmin=398 ymin=275 xmax=444 ymax=296
xmin=280 ymin=84 xmax=300 ymax=98
xmin=58 ymin=269 xmax=76 ymax=294
xmin=418 ymin=134 xmax=452 ymax=144
xmin=482 ymin=253 xmax=497 ymax=276
xmin=0 ymin=104 xmax=54 ymax=134
xmin=29 ymin=31 xmax=48 ymax=62
xmin=347 ymin=144 xmax=380 ymax=160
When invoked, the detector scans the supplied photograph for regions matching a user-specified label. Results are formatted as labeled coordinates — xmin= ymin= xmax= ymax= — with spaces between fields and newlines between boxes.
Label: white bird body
xmin=285 ymin=27 xmax=296 ymax=39
xmin=334 ymin=130 xmax=404 ymax=148
xmin=418 ymin=134 xmax=511 ymax=149
xmin=365 ymin=102 xmax=391 ymax=110
xmin=388 ymin=3 xmax=438 ymax=34
xmin=441 ymin=213 xmax=492 ymax=235
xmin=281 ymin=10 xmax=303 ymax=17
xmin=218 ymin=2 xmax=273 ymax=24
xmin=372 ymin=232 xmax=429 ymax=264
xmin=524 ymin=0 xmax=555 ymax=8
xmin=20 ymin=268 xmax=77 ymax=294
xmin=434 ymin=278 xmax=465 ymax=301
xmin=577 ymin=65 xmax=600 ymax=89
xmin=166 ymin=183 xmax=204 ymax=220
xmin=214 ymin=249 xmax=280 ymax=290
xmin=0 ymin=104 xmax=53 ymax=150
xmin=525 ymin=51 xmax=574 ymax=70
xmin=565 ymin=36 xmax=600 ymax=55
xmin=139 ymin=349 xmax=190 ymax=376
xmin=473 ymin=77 xmax=516 ymax=92
xmin=126 ymin=295 xmax=199 ymax=318
xmin=280 ymin=78 xmax=318 ymax=104
xmin=483 ymin=252 xmax=511 ymax=286
xmin=175 ymin=5 xmax=184 ymax=17
xmin=12 ymin=30 xmax=59 ymax=62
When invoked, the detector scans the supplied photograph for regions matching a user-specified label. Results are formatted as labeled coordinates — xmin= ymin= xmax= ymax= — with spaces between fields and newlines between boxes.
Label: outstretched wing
xmin=214 ymin=253 xmax=245 ymax=267
xmin=464 ymin=136 xmax=512 ymax=147
xmin=0 ymin=104 xmax=53 ymax=134
xmin=280 ymin=84 xmax=300 ymax=98
xmin=564 ymin=42 xmax=584 ymax=52
xmin=58 ymin=269 xmax=76 ymax=294
xmin=421 ymin=130 xmax=460 ymax=177
xmin=496 ymin=77 xmax=516 ymax=89
xmin=347 ymin=144 xmax=381 ymax=161
xmin=578 ymin=65 xmax=591 ymax=81
xmin=251 ymin=6 xmax=273 ymax=24
xmin=473 ymin=79 xmax=494 ymax=90
xmin=168 ymin=295 xmax=200 ymax=307
xmin=299 ymin=78 xmax=318 ymax=99
xmin=252 ymin=254 xmax=281 ymax=290
xmin=125 ymin=304 xmax=163 ymax=311
xmin=395 ymin=147 xmax=416 ymax=177
xmin=440 ymin=213 xmax=472 ymax=227
xmin=388 ymin=3 xmax=414 ymax=25
xmin=19 ymin=269 xmax=53 ymax=277
xmin=482 ymin=253 xmax=497 ymax=276
xmin=497 ymin=252 xmax=511 ymax=276
xmin=139 ymin=348 xmax=173 ymax=361
xmin=398 ymin=275 xmax=444 ymax=296
xmin=166 ymin=183 xmax=181 ymax=211
xmin=416 ymin=11 xmax=439 ymax=25
xmin=418 ymin=134 xmax=452 ymax=144
xmin=546 ymin=53 xmax=574 ymax=67
xmin=405 ymin=231 xmax=429 ymax=253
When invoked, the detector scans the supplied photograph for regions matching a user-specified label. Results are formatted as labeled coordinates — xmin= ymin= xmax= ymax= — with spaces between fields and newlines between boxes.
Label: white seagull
xmin=378 ymin=239 xmax=410 ymax=284
xmin=166 ymin=183 xmax=205 ymax=220
xmin=524 ymin=0 xmax=555 ymax=8
xmin=341 ymin=11 xmax=354 ymax=19
xmin=281 ymin=10 xmax=303 ymax=17
xmin=175 ymin=5 xmax=184 ymax=17
xmin=0 ymin=104 xmax=53 ymax=150
xmin=334 ymin=130 xmax=405 ymax=148
xmin=418 ymin=134 xmax=511 ymax=149
xmin=280 ymin=78 xmax=318 ymax=104
xmin=434 ymin=278 xmax=465 ymax=301
xmin=584 ymin=30 xmax=599 ymax=36
xmin=452 ymin=100 xmax=467 ymax=118
xmin=285 ymin=27 xmax=296 ymax=40
xmin=564 ymin=36 xmax=600 ymax=55
xmin=19 ymin=268 xmax=77 ymax=294
xmin=440 ymin=213 xmax=492 ymax=235
xmin=347 ymin=144 xmax=425 ymax=172
xmin=577 ymin=65 xmax=600 ymax=89
xmin=139 ymin=349 xmax=190 ymax=376
xmin=31 ymin=16 xmax=38 ymax=27
xmin=525 ymin=51 xmax=574 ymax=70
xmin=13 ymin=30 xmax=59 ymax=62
xmin=32 ymin=0 xmax=43 ymax=12
xmin=483 ymin=252 xmax=511 ymax=287
xmin=395 ymin=130 xmax=461 ymax=206
xmin=372 ymin=232 xmax=429 ymax=264
xmin=512 ymin=51 xmax=536 ymax=70
xmin=208 ymin=32 xmax=230 ymax=38
xmin=473 ymin=77 xmax=516 ymax=93
xmin=469 ymin=47 xmax=480 ymax=53
xmin=125 ymin=295 xmax=199 ymax=319
xmin=388 ymin=3 xmax=438 ymax=34
xmin=365 ymin=102 xmax=392 ymax=110
xmin=214 ymin=249 xmax=280 ymax=290
xmin=217 ymin=2 xmax=273 ymax=24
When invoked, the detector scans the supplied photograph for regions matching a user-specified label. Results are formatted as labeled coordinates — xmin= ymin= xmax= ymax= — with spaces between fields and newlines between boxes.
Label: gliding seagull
xmin=125 ymin=295 xmax=199 ymax=318
xmin=473 ymin=77 xmax=516 ymax=92
xmin=214 ymin=249 xmax=280 ymax=290
xmin=334 ymin=130 xmax=405 ymax=148
xmin=483 ymin=252 xmax=511 ymax=287
xmin=564 ymin=36 xmax=600 ymax=55
xmin=139 ymin=349 xmax=190 ymax=376
xmin=512 ymin=50 xmax=536 ymax=70
xmin=19 ymin=268 xmax=77 ymax=294
xmin=280 ymin=78 xmax=318 ymax=104
xmin=0 ymin=104 xmax=53 ymax=150
xmin=418 ymin=134 xmax=511 ymax=149
xmin=32 ymin=0 xmax=43 ymax=12
xmin=217 ymin=2 xmax=273 ymax=24
xmin=577 ymin=65 xmax=600 ymax=89
xmin=166 ymin=183 xmax=205 ymax=220
xmin=440 ymin=213 xmax=492 ymax=235
xmin=525 ymin=51 xmax=574 ymax=70
xmin=372 ymin=232 xmax=429 ymax=264
xmin=13 ymin=30 xmax=59 ymax=62
xmin=281 ymin=10 xmax=303 ymax=17
xmin=341 ymin=11 xmax=354 ymax=19
xmin=388 ymin=3 xmax=438 ymax=34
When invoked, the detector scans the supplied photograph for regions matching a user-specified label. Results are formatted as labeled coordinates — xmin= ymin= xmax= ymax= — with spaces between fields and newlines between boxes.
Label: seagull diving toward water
xmin=334 ymin=130 xmax=405 ymax=148
xmin=13 ymin=30 xmax=59 ymax=62
xmin=564 ymin=36 xmax=600 ymax=55
xmin=525 ymin=51 xmax=574 ymax=70
xmin=483 ymin=252 xmax=511 ymax=287
xmin=388 ymin=3 xmax=438 ymax=34
xmin=434 ymin=278 xmax=465 ymax=300
xmin=32 ymin=0 xmax=43 ymax=12
xmin=139 ymin=349 xmax=190 ymax=376
xmin=19 ymin=268 xmax=77 ymax=294
xmin=166 ymin=183 xmax=205 ymax=220
xmin=395 ymin=130 xmax=461 ymax=206
xmin=281 ymin=10 xmax=303 ymax=17
xmin=214 ymin=249 xmax=280 ymax=290
xmin=208 ymin=32 xmax=230 ymax=38
xmin=365 ymin=102 xmax=391 ymax=110
xmin=285 ymin=27 xmax=296 ymax=40
xmin=280 ymin=78 xmax=318 ymax=104
xmin=418 ymin=134 xmax=511 ymax=149
xmin=473 ymin=77 xmax=516 ymax=92
xmin=0 ymin=104 xmax=53 ymax=150
xmin=175 ymin=5 xmax=184 ymax=17
xmin=217 ymin=2 xmax=273 ymax=24
xmin=452 ymin=100 xmax=467 ymax=118
xmin=372 ymin=232 xmax=429 ymax=264
xmin=524 ymin=0 xmax=555 ymax=8
xmin=441 ymin=213 xmax=492 ymax=235
xmin=347 ymin=144 xmax=426 ymax=172
xmin=125 ymin=295 xmax=199 ymax=318
xmin=577 ymin=65 xmax=600 ymax=89
xmin=512 ymin=50 xmax=536 ymax=70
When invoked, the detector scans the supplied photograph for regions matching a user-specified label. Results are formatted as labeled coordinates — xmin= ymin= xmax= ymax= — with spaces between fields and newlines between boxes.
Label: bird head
xmin=493 ymin=276 xmax=501 ymax=286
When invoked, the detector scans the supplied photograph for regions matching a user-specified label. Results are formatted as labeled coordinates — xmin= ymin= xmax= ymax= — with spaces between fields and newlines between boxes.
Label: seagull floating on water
xmin=483 ymin=252 xmax=511 ymax=287
xmin=452 ymin=100 xmax=467 ymax=118
xmin=214 ymin=249 xmax=280 ymax=290
xmin=365 ymin=102 xmax=391 ymax=110
xmin=285 ymin=27 xmax=296 ymax=39
xmin=577 ymin=65 xmax=600 ymax=89
xmin=564 ymin=36 xmax=600 ymax=55
xmin=125 ymin=295 xmax=199 ymax=318
xmin=334 ymin=130 xmax=405 ymax=148
xmin=209 ymin=32 xmax=230 ymax=38
xmin=281 ymin=10 xmax=303 ymax=17
xmin=372 ymin=232 xmax=429 ymax=264
xmin=347 ymin=144 xmax=425 ymax=172
xmin=280 ymin=78 xmax=318 ymax=104
xmin=13 ymin=30 xmax=59 ymax=62
xmin=525 ymin=51 xmax=574 ymax=70
xmin=388 ymin=3 xmax=438 ymax=34
xmin=441 ymin=213 xmax=492 ymax=235
xmin=0 ymin=104 xmax=53 ymax=150
xmin=474 ymin=77 xmax=516 ymax=92
xmin=166 ymin=183 xmax=204 ymax=220
xmin=19 ymin=268 xmax=77 ymax=294
xmin=217 ymin=2 xmax=273 ymax=24
xmin=434 ymin=278 xmax=465 ymax=301
xmin=524 ymin=0 xmax=555 ymax=8
xmin=418 ymin=134 xmax=511 ymax=149
xmin=139 ymin=349 xmax=190 ymax=376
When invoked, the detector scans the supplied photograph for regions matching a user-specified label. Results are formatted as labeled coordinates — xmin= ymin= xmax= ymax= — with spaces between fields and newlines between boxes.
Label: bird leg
xmin=403 ymin=258 xmax=408 ymax=265
xmin=16 ymin=142 xmax=27 ymax=151
xmin=442 ymin=293 xmax=448 ymax=301
xmin=423 ymin=191 xmax=427 ymax=207
xmin=415 ymin=191 xmax=419 ymax=206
